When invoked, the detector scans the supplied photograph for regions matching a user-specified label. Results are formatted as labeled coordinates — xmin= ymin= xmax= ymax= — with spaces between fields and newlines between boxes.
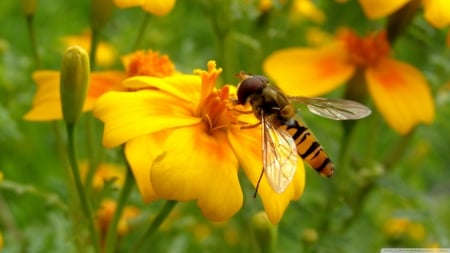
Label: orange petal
xmin=365 ymin=58 xmax=435 ymax=134
xmin=423 ymin=0 xmax=450 ymax=28
xmin=93 ymin=90 xmax=201 ymax=147
xmin=113 ymin=0 xmax=143 ymax=9
xmin=85 ymin=71 xmax=127 ymax=109
xmin=125 ymin=133 xmax=168 ymax=203
xmin=263 ymin=43 xmax=355 ymax=97
xmin=150 ymin=124 xmax=243 ymax=222
xmin=228 ymin=127 xmax=305 ymax=224
xmin=358 ymin=0 xmax=410 ymax=19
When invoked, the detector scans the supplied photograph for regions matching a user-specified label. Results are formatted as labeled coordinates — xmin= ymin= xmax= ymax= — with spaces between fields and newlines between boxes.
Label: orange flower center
xmin=339 ymin=29 xmax=390 ymax=67
xmin=125 ymin=50 xmax=175 ymax=77
xmin=201 ymin=86 xmax=240 ymax=134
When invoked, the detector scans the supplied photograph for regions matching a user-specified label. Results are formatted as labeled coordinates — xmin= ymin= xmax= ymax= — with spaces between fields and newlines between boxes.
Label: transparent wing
xmin=262 ymin=113 xmax=298 ymax=193
xmin=289 ymin=96 xmax=372 ymax=120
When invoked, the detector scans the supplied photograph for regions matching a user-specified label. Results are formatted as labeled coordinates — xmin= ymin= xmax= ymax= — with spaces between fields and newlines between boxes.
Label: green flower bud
xmin=250 ymin=212 xmax=277 ymax=253
xmin=301 ymin=228 xmax=319 ymax=244
xmin=60 ymin=46 xmax=90 ymax=124
xmin=21 ymin=0 xmax=36 ymax=16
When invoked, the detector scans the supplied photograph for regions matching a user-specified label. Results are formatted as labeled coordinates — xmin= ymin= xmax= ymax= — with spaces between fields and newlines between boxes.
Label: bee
xmin=236 ymin=72 xmax=371 ymax=195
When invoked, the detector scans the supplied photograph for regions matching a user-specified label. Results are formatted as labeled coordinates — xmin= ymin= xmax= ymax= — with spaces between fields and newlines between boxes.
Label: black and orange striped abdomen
xmin=281 ymin=119 xmax=335 ymax=177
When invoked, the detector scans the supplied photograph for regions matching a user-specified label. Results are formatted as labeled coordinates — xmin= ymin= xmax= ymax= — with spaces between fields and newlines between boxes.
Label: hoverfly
xmin=235 ymin=72 xmax=371 ymax=195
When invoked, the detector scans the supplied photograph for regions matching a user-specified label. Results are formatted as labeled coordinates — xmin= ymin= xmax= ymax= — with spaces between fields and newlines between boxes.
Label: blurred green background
xmin=1 ymin=0 xmax=449 ymax=252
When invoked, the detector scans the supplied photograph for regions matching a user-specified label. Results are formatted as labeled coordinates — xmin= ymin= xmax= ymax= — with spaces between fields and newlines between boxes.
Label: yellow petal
xmin=366 ymin=58 xmax=435 ymax=134
xmin=263 ymin=43 xmax=355 ymax=97
xmin=358 ymin=0 xmax=410 ymax=19
xmin=85 ymin=71 xmax=127 ymax=110
xmin=228 ymin=128 xmax=305 ymax=224
xmin=142 ymin=0 xmax=176 ymax=16
xmin=125 ymin=134 xmax=167 ymax=202
xmin=113 ymin=0 xmax=143 ymax=8
xmin=423 ymin=0 xmax=450 ymax=28
xmin=24 ymin=71 xmax=64 ymax=121
xmin=150 ymin=124 xmax=243 ymax=222
xmin=123 ymin=75 xmax=201 ymax=104
xmin=93 ymin=90 xmax=201 ymax=147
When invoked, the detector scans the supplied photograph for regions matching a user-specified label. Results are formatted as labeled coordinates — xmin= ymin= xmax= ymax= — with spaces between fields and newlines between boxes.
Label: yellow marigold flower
xmin=113 ymin=0 xmax=176 ymax=16
xmin=359 ymin=0 xmax=450 ymax=28
xmin=24 ymin=50 xmax=174 ymax=121
xmin=93 ymin=61 xmax=305 ymax=224
xmin=96 ymin=199 xmax=140 ymax=238
xmin=80 ymin=162 xmax=125 ymax=189
xmin=61 ymin=30 xmax=117 ymax=68
xmin=263 ymin=28 xmax=435 ymax=135
xmin=290 ymin=0 xmax=326 ymax=24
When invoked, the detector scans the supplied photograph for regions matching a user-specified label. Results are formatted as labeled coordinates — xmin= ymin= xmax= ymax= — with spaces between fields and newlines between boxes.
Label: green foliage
xmin=1 ymin=0 xmax=449 ymax=252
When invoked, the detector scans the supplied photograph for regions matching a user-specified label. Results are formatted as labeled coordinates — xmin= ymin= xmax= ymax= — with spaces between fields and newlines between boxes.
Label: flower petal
xmin=142 ymin=0 xmax=176 ymax=16
xmin=113 ymin=0 xmax=143 ymax=9
xmin=125 ymin=133 xmax=167 ymax=202
xmin=93 ymin=90 xmax=201 ymax=147
xmin=24 ymin=71 xmax=64 ymax=121
xmin=423 ymin=0 xmax=450 ymax=28
xmin=228 ymin=128 xmax=305 ymax=224
xmin=123 ymin=75 xmax=201 ymax=104
xmin=366 ymin=58 xmax=435 ymax=134
xmin=358 ymin=0 xmax=410 ymax=19
xmin=263 ymin=43 xmax=355 ymax=97
xmin=150 ymin=124 xmax=243 ymax=221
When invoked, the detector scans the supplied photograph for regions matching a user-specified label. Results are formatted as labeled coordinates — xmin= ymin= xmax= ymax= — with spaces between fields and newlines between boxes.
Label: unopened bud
xmin=21 ymin=0 xmax=36 ymax=16
xmin=60 ymin=46 xmax=90 ymax=124
xmin=250 ymin=212 xmax=277 ymax=253
xmin=301 ymin=228 xmax=319 ymax=244
xmin=91 ymin=0 xmax=115 ymax=30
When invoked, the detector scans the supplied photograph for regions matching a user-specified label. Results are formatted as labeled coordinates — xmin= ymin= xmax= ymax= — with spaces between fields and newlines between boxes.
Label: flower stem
xmin=128 ymin=200 xmax=177 ymax=253
xmin=104 ymin=165 xmax=134 ymax=253
xmin=66 ymin=123 xmax=100 ymax=253
xmin=133 ymin=13 xmax=150 ymax=51
xmin=383 ymin=129 xmax=415 ymax=170
xmin=24 ymin=14 xmax=40 ymax=68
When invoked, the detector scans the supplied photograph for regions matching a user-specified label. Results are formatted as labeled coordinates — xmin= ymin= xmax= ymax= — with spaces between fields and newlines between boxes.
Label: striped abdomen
xmin=280 ymin=119 xmax=335 ymax=177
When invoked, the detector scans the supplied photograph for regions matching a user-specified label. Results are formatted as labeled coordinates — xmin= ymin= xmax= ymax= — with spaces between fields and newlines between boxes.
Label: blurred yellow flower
xmin=95 ymin=199 xmax=140 ymax=241
xmin=24 ymin=50 xmax=174 ymax=121
xmin=80 ymin=162 xmax=125 ymax=189
xmin=290 ymin=0 xmax=326 ymax=24
xmin=359 ymin=0 xmax=450 ymax=28
xmin=383 ymin=217 xmax=426 ymax=242
xmin=61 ymin=30 xmax=117 ymax=68
xmin=93 ymin=61 xmax=305 ymax=224
xmin=263 ymin=28 xmax=435 ymax=135
xmin=113 ymin=0 xmax=176 ymax=16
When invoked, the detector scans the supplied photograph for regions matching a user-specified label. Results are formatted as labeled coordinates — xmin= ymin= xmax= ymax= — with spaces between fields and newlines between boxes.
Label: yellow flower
xmin=95 ymin=199 xmax=140 ymax=239
xmin=61 ymin=30 xmax=117 ymax=68
xmin=80 ymin=162 xmax=125 ymax=189
xmin=263 ymin=28 xmax=435 ymax=135
xmin=359 ymin=0 xmax=450 ymax=28
xmin=113 ymin=0 xmax=176 ymax=16
xmin=93 ymin=61 xmax=305 ymax=224
xmin=290 ymin=0 xmax=326 ymax=24
xmin=24 ymin=50 xmax=174 ymax=121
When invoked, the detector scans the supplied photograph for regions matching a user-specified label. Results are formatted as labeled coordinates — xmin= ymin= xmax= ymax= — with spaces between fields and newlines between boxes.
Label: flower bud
xmin=91 ymin=0 xmax=115 ymax=31
xmin=250 ymin=212 xmax=277 ymax=253
xmin=21 ymin=0 xmax=36 ymax=16
xmin=60 ymin=46 xmax=90 ymax=124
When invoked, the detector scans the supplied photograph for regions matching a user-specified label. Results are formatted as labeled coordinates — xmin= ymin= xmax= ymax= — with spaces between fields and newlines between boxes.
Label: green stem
xmin=66 ymin=123 xmax=101 ymax=253
xmin=133 ymin=13 xmax=150 ymax=51
xmin=104 ymin=166 xmax=134 ymax=253
xmin=128 ymin=200 xmax=177 ymax=253
xmin=89 ymin=27 xmax=101 ymax=71
xmin=24 ymin=14 xmax=41 ymax=68
xmin=383 ymin=129 xmax=415 ymax=170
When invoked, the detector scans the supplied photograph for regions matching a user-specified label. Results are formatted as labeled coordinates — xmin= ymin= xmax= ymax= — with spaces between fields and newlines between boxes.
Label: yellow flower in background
xmin=80 ymin=162 xmax=125 ymax=189
xmin=61 ymin=30 xmax=117 ymax=68
xmin=359 ymin=0 xmax=450 ymax=28
xmin=383 ymin=217 xmax=426 ymax=242
xmin=290 ymin=0 xmax=326 ymax=24
xmin=114 ymin=0 xmax=176 ymax=16
xmin=263 ymin=28 xmax=435 ymax=135
xmin=96 ymin=199 xmax=140 ymax=239
xmin=24 ymin=50 xmax=174 ymax=121
xmin=93 ymin=61 xmax=305 ymax=224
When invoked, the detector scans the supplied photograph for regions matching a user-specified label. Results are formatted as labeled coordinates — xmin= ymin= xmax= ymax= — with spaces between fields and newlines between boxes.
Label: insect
xmin=235 ymin=72 xmax=371 ymax=195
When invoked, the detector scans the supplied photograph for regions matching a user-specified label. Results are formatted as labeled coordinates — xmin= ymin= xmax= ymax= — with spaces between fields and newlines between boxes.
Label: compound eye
xmin=237 ymin=75 xmax=267 ymax=105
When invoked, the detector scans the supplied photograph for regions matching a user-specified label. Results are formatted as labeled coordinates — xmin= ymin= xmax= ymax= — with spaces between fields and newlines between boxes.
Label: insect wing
xmin=262 ymin=113 xmax=298 ymax=193
xmin=289 ymin=96 xmax=371 ymax=120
